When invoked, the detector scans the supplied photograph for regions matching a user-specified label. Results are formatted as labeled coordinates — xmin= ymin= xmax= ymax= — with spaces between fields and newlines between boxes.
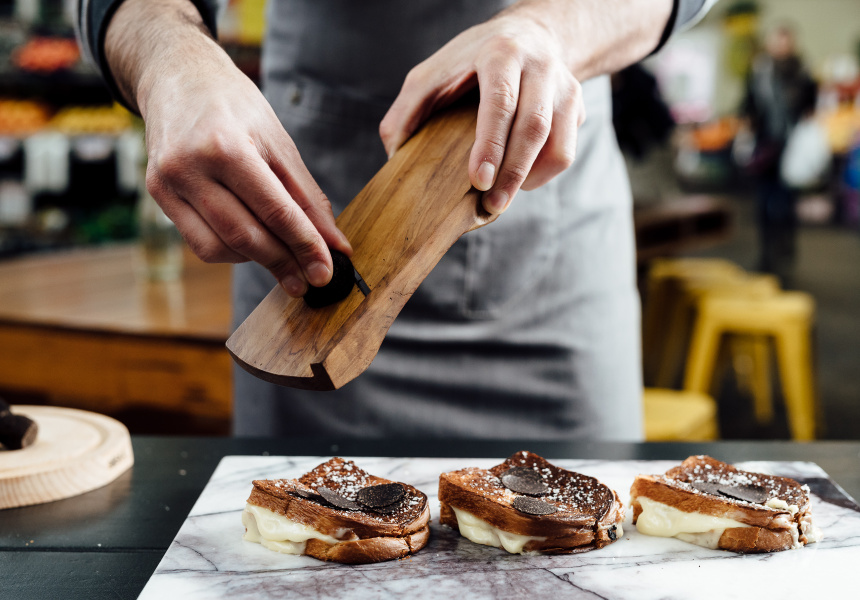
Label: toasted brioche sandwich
xmin=242 ymin=457 xmax=430 ymax=564
xmin=630 ymin=455 xmax=822 ymax=553
xmin=439 ymin=451 xmax=624 ymax=554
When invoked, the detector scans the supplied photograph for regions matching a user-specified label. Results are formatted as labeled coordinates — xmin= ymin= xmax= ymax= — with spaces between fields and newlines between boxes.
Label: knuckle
xmin=222 ymin=225 xmax=259 ymax=255
xmin=199 ymin=130 xmax=235 ymax=164
xmin=489 ymin=34 xmax=522 ymax=59
xmin=403 ymin=64 xmax=426 ymax=88
xmin=276 ymin=135 xmax=300 ymax=163
xmin=522 ymin=109 xmax=551 ymax=142
xmin=312 ymin=193 xmax=334 ymax=216
xmin=264 ymin=257 xmax=298 ymax=278
xmin=378 ymin=117 xmax=395 ymax=143
xmin=259 ymin=201 xmax=300 ymax=235
xmin=488 ymin=83 xmax=517 ymax=118
xmin=289 ymin=234 xmax=322 ymax=261
xmin=154 ymin=150 xmax=186 ymax=183
xmin=526 ymin=55 xmax=553 ymax=77
xmin=500 ymin=161 xmax=530 ymax=185
xmin=479 ymin=136 xmax=507 ymax=157
xmin=549 ymin=144 xmax=576 ymax=171
xmin=567 ymin=81 xmax=587 ymax=125
xmin=189 ymin=236 xmax=227 ymax=264
xmin=145 ymin=167 xmax=166 ymax=197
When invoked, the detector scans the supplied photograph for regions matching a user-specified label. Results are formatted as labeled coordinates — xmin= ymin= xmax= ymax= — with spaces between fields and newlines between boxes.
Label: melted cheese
xmin=451 ymin=507 xmax=545 ymax=554
xmin=242 ymin=503 xmax=341 ymax=555
xmin=765 ymin=498 xmax=799 ymax=515
xmin=635 ymin=497 xmax=750 ymax=549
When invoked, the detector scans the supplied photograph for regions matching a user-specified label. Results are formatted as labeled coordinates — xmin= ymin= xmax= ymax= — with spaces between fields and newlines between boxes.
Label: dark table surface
xmin=2 ymin=437 xmax=859 ymax=599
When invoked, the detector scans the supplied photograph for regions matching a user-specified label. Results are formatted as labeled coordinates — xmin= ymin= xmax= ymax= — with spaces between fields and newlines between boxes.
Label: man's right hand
xmin=105 ymin=0 xmax=351 ymax=297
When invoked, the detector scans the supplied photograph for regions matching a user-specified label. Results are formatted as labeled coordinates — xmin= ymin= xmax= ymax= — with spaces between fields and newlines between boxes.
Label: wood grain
xmin=0 ymin=324 xmax=232 ymax=420
xmin=227 ymin=103 xmax=496 ymax=390
xmin=0 ymin=406 xmax=134 ymax=510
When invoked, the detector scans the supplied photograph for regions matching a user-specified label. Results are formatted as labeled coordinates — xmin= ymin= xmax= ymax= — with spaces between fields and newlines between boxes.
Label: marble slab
xmin=139 ymin=457 xmax=860 ymax=599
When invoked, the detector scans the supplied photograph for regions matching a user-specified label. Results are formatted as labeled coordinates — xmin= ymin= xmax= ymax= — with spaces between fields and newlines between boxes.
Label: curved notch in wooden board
xmin=226 ymin=103 xmax=497 ymax=390
xmin=0 ymin=406 xmax=134 ymax=510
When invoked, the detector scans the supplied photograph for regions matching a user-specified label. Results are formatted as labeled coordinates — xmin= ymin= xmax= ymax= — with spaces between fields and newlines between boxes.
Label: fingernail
xmin=305 ymin=261 xmax=331 ymax=287
xmin=476 ymin=162 xmax=495 ymax=191
xmin=282 ymin=275 xmax=307 ymax=297
xmin=484 ymin=190 xmax=510 ymax=215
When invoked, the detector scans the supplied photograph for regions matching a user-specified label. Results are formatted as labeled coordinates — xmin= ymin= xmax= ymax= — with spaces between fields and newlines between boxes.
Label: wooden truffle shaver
xmin=226 ymin=102 xmax=498 ymax=390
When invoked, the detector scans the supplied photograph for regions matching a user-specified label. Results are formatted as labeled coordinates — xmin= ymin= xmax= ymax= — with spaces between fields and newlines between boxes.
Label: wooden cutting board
xmin=0 ymin=406 xmax=134 ymax=510
xmin=227 ymin=102 xmax=497 ymax=390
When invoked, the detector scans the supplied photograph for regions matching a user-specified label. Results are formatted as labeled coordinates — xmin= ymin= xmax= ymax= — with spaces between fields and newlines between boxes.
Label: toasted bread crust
xmin=718 ymin=526 xmax=796 ymax=553
xmin=438 ymin=451 xmax=624 ymax=553
xmin=630 ymin=455 xmax=817 ymax=553
xmin=304 ymin=526 xmax=430 ymax=564
xmin=245 ymin=458 xmax=430 ymax=563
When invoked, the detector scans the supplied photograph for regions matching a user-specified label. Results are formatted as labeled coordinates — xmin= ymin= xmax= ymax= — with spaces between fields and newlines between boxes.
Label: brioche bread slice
xmin=242 ymin=457 xmax=429 ymax=564
xmin=439 ymin=451 xmax=624 ymax=554
xmin=630 ymin=455 xmax=822 ymax=553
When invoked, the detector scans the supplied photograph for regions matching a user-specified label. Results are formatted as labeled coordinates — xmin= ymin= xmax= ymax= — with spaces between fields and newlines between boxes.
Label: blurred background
xmin=0 ymin=0 xmax=857 ymax=441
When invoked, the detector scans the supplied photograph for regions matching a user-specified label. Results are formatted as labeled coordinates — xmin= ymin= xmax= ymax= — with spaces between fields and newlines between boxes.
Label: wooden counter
xmin=0 ymin=244 xmax=233 ymax=434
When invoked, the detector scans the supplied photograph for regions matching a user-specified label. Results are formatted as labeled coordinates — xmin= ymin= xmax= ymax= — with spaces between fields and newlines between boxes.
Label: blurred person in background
xmin=742 ymin=24 xmax=817 ymax=283
xmin=77 ymin=0 xmax=715 ymax=441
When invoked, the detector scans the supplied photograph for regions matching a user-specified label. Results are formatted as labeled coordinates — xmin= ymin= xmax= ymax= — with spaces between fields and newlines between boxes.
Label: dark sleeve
xmin=77 ymin=0 xmax=220 ymax=109
xmin=652 ymin=0 xmax=715 ymax=54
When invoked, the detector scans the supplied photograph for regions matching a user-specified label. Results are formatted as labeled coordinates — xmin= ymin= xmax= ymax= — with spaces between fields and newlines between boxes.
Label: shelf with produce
xmin=0 ymin=102 xmax=144 ymax=259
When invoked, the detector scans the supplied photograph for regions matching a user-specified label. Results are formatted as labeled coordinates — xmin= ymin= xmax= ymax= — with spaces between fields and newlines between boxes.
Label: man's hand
xmin=381 ymin=16 xmax=584 ymax=215
xmin=106 ymin=0 xmax=351 ymax=297
xmin=379 ymin=0 xmax=673 ymax=215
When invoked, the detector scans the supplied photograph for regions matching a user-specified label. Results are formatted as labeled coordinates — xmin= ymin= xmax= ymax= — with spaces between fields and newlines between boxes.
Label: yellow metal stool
xmin=656 ymin=273 xmax=781 ymax=389
xmin=683 ymin=291 xmax=818 ymax=440
xmin=677 ymin=274 xmax=781 ymax=423
xmin=643 ymin=388 xmax=719 ymax=441
xmin=643 ymin=258 xmax=744 ymax=386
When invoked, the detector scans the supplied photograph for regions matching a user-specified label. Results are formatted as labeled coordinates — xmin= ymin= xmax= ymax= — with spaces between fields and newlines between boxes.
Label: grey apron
xmin=232 ymin=0 xmax=643 ymax=440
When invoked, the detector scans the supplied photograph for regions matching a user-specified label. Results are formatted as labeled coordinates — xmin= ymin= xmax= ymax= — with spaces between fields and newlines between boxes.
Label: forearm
xmin=103 ymin=0 xmax=228 ymax=116
xmin=502 ymin=0 xmax=674 ymax=81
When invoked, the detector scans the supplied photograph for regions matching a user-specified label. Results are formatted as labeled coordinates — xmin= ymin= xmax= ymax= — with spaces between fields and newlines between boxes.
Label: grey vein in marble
xmin=139 ymin=458 xmax=860 ymax=599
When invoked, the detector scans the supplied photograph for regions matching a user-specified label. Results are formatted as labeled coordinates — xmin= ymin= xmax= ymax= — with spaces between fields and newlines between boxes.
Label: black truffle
xmin=718 ymin=483 xmax=769 ymax=505
xmin=303 ymin=250 xmax=356 ymax=309
xmin=512 ymin=496 xmax=557 ymax=515
xmin=0 ymin=413 xmax=38 ymax=450
xmin=316 ymin=487 xmax=362 ymax=511
xmin=500 ymin=467 xmax=549 ymax=496
xmin=357 ymin=483 xmax=405 ymax=508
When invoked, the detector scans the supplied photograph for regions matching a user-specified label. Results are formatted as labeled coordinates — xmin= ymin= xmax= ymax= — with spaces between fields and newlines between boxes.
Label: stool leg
xmin=683 ymin=313 xmax=722 ymax=396
xmin=749 ymin=335 xmax=774 ymax=424
xmin=730 ymin=336 xmax=755 ymax=396
xmin=643 ymin=276 xmax=672 ymax=386
xmin=655 ymin=286 xmax=692 ymax=388
xmin=774 ymin=325 xmax=817 ymax=440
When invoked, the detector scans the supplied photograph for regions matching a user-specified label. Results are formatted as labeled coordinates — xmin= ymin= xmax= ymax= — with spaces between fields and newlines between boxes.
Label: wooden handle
xmin=226 ymin=102 xmax=496 ymax=390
